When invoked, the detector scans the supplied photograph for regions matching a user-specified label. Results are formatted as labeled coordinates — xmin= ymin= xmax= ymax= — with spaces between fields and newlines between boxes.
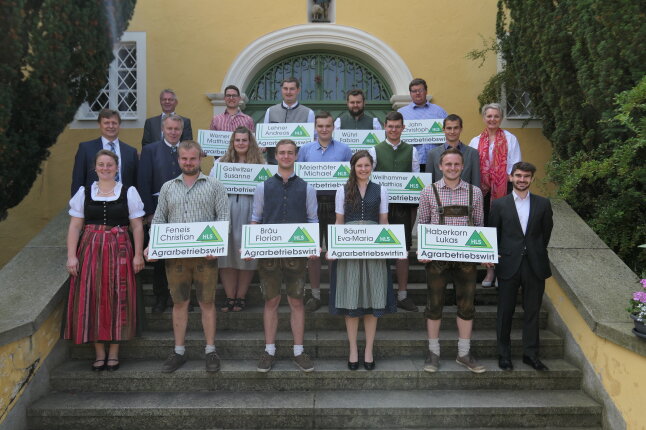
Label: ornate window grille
xmin=505 ymin=88 xmax=536 ymax=119
xmin=247 ymin=52 xmax=392 ymax=104
xmin=74 ymin=32 xmax=146 ymax=124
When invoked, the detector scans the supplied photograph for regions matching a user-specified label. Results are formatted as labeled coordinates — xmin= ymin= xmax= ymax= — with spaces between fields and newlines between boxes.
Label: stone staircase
xmin=27 ymin=256 xmax=602 ymax=429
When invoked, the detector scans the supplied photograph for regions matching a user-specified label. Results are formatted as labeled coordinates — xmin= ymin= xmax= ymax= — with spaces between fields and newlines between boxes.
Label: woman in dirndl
xmin=328 ymin=150 xmax=397 ymax=371
xmin=209 ymin=126 xmax=265 ymax=312
xmin=64 ymin=149 xmax=145 ymax=371
xmin=469 ymin=103 xmax=522 ymax=287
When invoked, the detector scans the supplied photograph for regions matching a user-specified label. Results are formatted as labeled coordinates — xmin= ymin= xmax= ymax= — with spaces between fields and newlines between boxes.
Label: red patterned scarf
xmin=477 ymin=128 xmax=508 ymax=202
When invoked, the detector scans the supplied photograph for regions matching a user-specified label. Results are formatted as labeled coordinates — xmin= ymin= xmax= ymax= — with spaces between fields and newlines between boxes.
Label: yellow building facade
xmin=0 ymin=0 xmax=553 ymax=267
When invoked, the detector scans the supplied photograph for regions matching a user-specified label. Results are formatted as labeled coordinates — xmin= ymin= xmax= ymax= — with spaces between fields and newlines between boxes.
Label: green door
xmin=245 ymin=51 xmax=393 ymax=124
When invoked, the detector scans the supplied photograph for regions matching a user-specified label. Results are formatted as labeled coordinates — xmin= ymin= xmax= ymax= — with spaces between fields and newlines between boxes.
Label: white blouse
xmin=468 ymin=129 xmax=522 ymax=175
xmin=334 ymin=184 xmax=389 ymax=215
xmin=69 ymin=182 xmax=145 ymax=219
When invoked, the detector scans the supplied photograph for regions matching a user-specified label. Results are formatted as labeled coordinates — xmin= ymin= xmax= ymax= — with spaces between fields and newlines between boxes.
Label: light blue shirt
xmin=251 ymin=172 xmax=319 ymax=223
xmin=296 ymin=139 xmax=352 ymax=163
xmin=398 ymin=101 xmax=448 ymax=165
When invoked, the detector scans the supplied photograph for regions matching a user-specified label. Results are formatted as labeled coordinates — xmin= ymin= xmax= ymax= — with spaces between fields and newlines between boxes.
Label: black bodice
xmin=84 ymin=185 xmax=130 ymax=226
xmin=344 ymin=181 xmax=381 ymax=223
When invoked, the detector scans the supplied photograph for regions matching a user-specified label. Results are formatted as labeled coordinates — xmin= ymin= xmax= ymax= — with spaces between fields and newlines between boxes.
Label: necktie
xmin=170 ymin=145 xmax=177 ymax=155
xmin=108 ymin=141 xmax=120 ymax=182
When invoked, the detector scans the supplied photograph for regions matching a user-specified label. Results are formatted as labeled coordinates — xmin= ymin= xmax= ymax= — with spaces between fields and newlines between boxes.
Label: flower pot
xmin=630 ymin=314 xmax=646 ymax=339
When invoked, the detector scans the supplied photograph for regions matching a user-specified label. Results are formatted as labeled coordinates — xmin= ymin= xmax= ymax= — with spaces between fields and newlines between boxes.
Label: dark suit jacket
xmin=71 ymin=138 xmax=138 ymax=196
xmin=425 ymin=143 xmax=481 ymax=187
xmin=137 ymin=140 xmax=182 ymax=215
xmin=488 ymin=193 xmax=553 ymax=280
xmin=141 ymin=115 xmax=193 ymax=146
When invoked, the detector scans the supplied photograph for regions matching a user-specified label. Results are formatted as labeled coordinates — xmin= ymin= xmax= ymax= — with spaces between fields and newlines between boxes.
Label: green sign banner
xmin=210 ymin=162 xmax=278 ymax=194
xmin=255 ymin=123 xmax=315 ymax=147
xmin=332 ymin=129 xmax=386 ymax=153
xmin=417 ymin=224 xmax=498 ymax=263
xmin=197 ymin=129 xmax=233 ymax=156
xmin=327 ymin=224 xmax=407 ymax=259
xmin=402 ymin=119 xmax=446 ymax=146
xmin=294 ymin=162 xmax=351 ymax=190
xmin=241 ymin=223 xmax=320 ymax=258
xmin=149 ymin=221 xmax=230 ymax=259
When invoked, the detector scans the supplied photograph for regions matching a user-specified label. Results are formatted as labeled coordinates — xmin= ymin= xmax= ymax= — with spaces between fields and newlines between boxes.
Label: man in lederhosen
xmin=418 ymin=148 xmax=486 ymax=374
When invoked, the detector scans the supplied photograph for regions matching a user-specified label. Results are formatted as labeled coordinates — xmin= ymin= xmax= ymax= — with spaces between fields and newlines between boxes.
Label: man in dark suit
xmin=138 ymin=114 xmax=184 ymax=313
xmin=141 ymin=89 xmax=193 ymax=146
xmin=426 ymin=114 xmax=480 ymax=187
xmin=71 ymin=109 xmax=138 ymax=196
xmin=489 ymin=161 xmax=553 ymax=371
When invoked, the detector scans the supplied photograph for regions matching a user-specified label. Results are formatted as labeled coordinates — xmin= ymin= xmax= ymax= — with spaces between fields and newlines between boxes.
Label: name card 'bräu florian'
xmin=255 ymin=123 xmax=315 ymax=147
xmin=241 ymin=223 xmax=320 ymax=258
xmin=327 ymin=224 xmax=407 ymax=259
xmin=417 ymin=224 xmax=498 ymax=263
xmin=149 ymin=221 xmax=230 ymax=259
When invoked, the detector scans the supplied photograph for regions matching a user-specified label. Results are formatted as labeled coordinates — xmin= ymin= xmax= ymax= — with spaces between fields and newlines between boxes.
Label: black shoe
xmin=523 ymin=355 xmax=549 ymax=371
xmin=363 ymin=361 xmax=375 ymax=370
xmin=347 ymin=361 xmax=359 ymax=371
xmin=498 ymin=357 xmax=513 ymax=371
xmin=152 ymin=296 xmax=167 ymax=313
xmin=91 ymin=359 xmax=106 ymax=371
xmin=106 ymin=358 xmax=120 ymax=371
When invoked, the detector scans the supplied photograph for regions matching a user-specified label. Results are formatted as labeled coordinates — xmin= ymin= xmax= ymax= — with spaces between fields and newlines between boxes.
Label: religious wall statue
xmin=311 ymin=0 xmax=331 ymax=22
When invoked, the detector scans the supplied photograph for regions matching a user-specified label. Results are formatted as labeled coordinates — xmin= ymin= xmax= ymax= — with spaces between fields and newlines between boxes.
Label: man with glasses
xmin=142 ymin=89 xmax=193 ymax=146
xmin=210 ymin=85 xmax=255 ymax=132
xmin=397 ymin=78 xmax=448 ymax=172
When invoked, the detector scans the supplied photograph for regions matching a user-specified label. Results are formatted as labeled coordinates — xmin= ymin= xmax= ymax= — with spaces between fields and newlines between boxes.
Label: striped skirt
xmin=64 ymin=224 xmax=137 ymax=344
xmin=328 ymin=221 xmax=397 ymax=317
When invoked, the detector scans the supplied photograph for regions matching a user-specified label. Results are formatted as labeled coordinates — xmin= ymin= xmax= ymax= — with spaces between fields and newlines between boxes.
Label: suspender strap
xmin=431 ymin=184 xmax=445 ymax=225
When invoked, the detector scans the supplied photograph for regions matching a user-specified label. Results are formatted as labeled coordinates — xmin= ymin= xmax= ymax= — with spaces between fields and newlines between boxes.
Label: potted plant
xmin=627 ymin=278 xmax=646 ymax=338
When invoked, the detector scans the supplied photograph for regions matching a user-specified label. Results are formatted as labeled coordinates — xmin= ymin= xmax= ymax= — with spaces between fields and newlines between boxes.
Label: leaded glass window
xmin=88 ymin=42 xmax=138 ymax=118
xmin=247 ymin=52 xmax=392 ymax=103
xmin=505 ymin=88 xmax=536 ymax=119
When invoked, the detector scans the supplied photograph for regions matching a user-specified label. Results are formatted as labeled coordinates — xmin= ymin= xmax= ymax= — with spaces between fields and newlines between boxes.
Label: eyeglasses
xmin=224 ymin=94 xmax=240 ymax=98
xmin=410 ymin=89 xmax=426 ymax=94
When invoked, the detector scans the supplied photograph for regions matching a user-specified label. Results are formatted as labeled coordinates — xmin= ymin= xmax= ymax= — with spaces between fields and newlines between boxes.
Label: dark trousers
xmin=496 ymin=255 xmax=545 ymax=359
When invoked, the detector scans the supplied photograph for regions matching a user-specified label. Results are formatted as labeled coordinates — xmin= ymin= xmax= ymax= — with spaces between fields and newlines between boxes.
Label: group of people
xmin=63 ymin=77 xmax=553 ymax=377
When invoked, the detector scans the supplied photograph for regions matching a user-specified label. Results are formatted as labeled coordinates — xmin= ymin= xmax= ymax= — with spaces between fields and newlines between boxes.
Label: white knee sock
xmin=428 ymin=338 xmax=440 ymax=356
xmin=457 ymin=338 xmax=471 ymax=357
xmin=293 ymin=344 xmax=304 ymax=356
xmin=265 ymin=344 xmax=276 ymax=356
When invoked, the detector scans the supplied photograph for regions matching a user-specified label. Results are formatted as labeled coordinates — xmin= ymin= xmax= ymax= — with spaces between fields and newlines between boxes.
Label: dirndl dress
xmin=328 ymin=181 xmax=397 ymax=317
xmin=64 ymin=185 xmax=138 ymax=344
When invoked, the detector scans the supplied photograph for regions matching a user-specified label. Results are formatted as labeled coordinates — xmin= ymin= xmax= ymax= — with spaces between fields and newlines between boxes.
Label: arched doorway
xmin=244 ymin=51 xmax=393 ymax=123
xmin=207 ymin=24 xmax=414 ymax=118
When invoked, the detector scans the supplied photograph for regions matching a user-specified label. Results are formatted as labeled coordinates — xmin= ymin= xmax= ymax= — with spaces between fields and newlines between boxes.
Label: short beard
xmin=181 ymin=166 xmax=200 ymax=176
xmin=350 ymin=107 xmax=364 ymax=118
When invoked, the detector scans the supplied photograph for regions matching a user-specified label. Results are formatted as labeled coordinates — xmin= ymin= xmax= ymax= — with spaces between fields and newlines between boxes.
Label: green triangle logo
xmin=361 ymin=133 xmax=380 ymax=145
xmin=333 ymin=165 xmax=351 ymax=178
xmin=429 ymin=122 xmax=443 ymax=133
xmin=254 ymin=167 xmax=273 ymax=182
xmin=374 ymin=228 xmax=401 ymax=245
xmin=404 ymin=176 xmax=425 ymax=190
xmin=197 ymin=226 xmax=224 ymax=242
xmin=465 ymin=231 xmax=492 ymax=248
xmin=290 ymin=125 xmax=310 ymax=138
xmin=288 ymin=227 xmax=315 ymax=243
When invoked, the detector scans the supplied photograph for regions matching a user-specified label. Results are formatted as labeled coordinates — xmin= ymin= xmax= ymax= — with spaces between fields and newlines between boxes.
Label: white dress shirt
xmin=512 ymin=190 xmax=531 ymax=235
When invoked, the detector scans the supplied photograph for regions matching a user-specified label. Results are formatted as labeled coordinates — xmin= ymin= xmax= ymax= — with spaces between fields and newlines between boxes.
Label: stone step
xmin=141 ymin=282 xmax=508 ymax=307
xmin=50 ymin=358 xmax=582 ymax=392
xmin=68 ymin=328 xmax=564 ymax=360
xmin=27 ymin=389 xmax=602 ymax=429
xmin=144 ymin=305 xmax=547 ymax=332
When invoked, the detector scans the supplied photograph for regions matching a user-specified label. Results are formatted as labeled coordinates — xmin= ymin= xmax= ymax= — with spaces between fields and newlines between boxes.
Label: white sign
xmin=327 ymin=224 xmax=407 ymax=259
xmin=210 ymin=162 xmax=278 ymax=194
xmin=241 ymin=223 xmax=320 ymax=258
xmin=294 ymin=162 xmax=351 ymax=190
xmin=370 ymin=172 xmax=433 ymax=204
xmin=402 ymin=119 xmax=446 ymax=146
xmin=333 ymin=129 xmax=386 ymax=153
xmin=417 ymin=224 xmax=498 ymax=263
xmin=255 ymin=123 xmax=315 ymax=147
xmin=149 ymin=221 xmax=230 ymax=259
xmin=197 ymin=129 xmax=233 ymax=156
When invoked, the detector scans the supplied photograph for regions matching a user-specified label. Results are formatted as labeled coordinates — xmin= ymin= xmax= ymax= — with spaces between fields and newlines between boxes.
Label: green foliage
xmin=0 ymin=0 xmax=136 ymax=221
xmin=474 ymin=0 xmax=645 ymax=273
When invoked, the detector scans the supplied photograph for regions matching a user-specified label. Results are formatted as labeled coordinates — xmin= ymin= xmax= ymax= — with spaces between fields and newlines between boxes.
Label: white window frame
xmin=70 ymin=32 xmax=146 ymax=129
xmin=497 ymin=51 xmax=542 ymax=128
